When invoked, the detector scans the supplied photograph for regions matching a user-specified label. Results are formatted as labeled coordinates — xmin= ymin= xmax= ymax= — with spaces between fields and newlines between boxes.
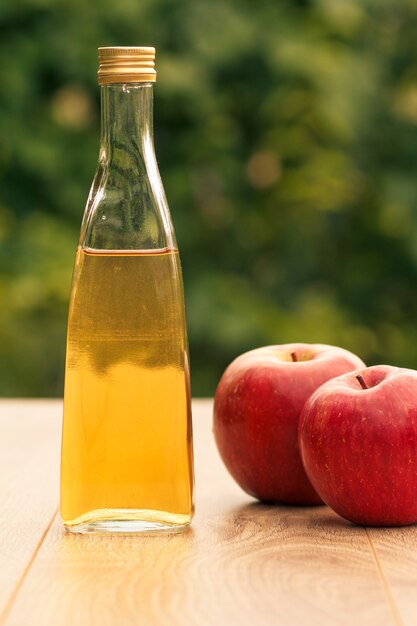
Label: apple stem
xmin=291 ymin=352 xmax=298 ymax=362
xmin=356 ymin=374 xmax=368 ymax=390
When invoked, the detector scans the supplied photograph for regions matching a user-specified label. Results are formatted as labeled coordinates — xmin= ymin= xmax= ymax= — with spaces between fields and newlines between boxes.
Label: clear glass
xmin=60 ymin=83 xmax=194 ymax=534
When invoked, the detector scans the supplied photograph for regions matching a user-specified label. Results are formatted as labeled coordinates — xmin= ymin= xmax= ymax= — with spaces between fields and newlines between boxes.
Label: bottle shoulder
xmin=79 ymin=149 xmax=177 ymax=251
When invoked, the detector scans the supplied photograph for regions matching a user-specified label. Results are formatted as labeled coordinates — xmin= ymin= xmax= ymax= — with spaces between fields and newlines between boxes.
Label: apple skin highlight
xmin=213 ymin=343 xmax=365 ymax=505
xmin=299 ymin=365 xmax=417 ymax=526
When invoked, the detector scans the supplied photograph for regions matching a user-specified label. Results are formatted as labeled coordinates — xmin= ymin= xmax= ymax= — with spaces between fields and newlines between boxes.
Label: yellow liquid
xmin=60 ymin=247 xmax=194 ymax=533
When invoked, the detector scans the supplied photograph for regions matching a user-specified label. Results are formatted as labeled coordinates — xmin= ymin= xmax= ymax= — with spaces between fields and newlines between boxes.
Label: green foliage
xmin=1 ymin=0 xmax=417 ymax=396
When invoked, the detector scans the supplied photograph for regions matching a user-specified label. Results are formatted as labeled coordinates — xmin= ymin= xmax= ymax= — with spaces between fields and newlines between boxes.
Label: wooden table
xmin=0 ymin=399 xmax=416 ymax=626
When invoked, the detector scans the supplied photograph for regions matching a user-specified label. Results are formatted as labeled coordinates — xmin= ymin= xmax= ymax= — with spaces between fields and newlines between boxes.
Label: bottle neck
xmin=81 ymin=80 xmax=175 ymax=251
xmin=100 ymin=82 xmax=154 ymax=161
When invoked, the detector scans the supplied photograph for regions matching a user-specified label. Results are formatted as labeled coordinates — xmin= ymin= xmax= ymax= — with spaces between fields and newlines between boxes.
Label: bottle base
xmin=62 ymin=508 xmax=192 ymax=535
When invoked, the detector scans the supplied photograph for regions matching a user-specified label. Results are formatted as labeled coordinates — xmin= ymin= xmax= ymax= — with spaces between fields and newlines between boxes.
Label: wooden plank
xmin=0 ymin=400 xmax=61 ymax=623
xmin=3 ymin=400 xmax=397 ymax=626
xmin=367 ymin=526 xmax=417 ymax=626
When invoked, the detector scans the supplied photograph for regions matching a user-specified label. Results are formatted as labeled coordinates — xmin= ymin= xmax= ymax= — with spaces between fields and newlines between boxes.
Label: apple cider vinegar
xmin=61 ymin=247 xmax=193 ymax=532
xmin=60 ymin=47 xmax=194 ymax=534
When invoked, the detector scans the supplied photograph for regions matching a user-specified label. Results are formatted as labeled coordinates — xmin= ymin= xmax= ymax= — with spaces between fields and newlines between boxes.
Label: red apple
xmin=213 ymin=343 xmax=365 ymax=505
xmin=299 ymin=365 xmax=417 ymax=526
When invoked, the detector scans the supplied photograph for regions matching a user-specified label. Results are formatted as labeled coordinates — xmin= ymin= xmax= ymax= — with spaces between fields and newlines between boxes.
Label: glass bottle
xmin=60 ymin=47 xmax=194 ymax=534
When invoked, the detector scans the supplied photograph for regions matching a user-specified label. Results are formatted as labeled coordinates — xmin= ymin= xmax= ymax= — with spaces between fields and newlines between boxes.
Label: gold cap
xmin=98 ymin=47 xmax=156 ymax=84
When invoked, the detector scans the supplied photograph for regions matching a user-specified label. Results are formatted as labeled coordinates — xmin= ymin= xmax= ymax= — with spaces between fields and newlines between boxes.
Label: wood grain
xmin=368 ymin=526 xmax=417 ymax=626
xmin=1 ymin=400 xmax=401 ymax=626
xmin=0 ymin=400 xmax=61 ymax=622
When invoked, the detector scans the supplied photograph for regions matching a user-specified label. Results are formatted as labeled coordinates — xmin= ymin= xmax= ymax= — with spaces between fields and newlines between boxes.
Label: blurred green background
xmin=1 ymin=0 xmax=417 ymax=397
